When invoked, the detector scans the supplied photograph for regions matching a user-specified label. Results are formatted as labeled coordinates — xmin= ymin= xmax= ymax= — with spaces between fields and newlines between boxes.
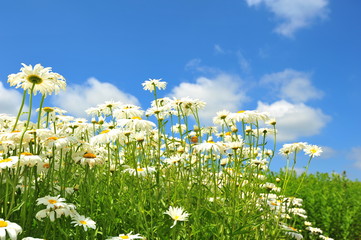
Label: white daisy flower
xmin=171 ymin=124 xmax=187 ymax=134
xmin=35 ymin=205 xmax=76 ymax=222
xmin=142 ymin=78 xmax=167 ymax=92
xmin=117 ymin=117 xmax=156 ymax=132
xmin=281 ymin=225 xmax=303 ymax=240
xmin=123 ymin=167 xmax=156 ymax=176
xmin=113 ymin=104 xmax=144 ymax=119
xmin=260 ymin=182 xmax=281 ymax=192
xmin=71 ymin=215 xmax=96 ymax=231
xmin=42 ymin=136 xmax=78 ymax=149
xmin=106 ymin=232 xmax=144 ymax=239
xmin=172 ymin=97 xmax=206 ymax=116
xmin=36 ymin=195 xmax=67 ymax=209
xmin=7 ymin=63 xmax=66 ymax=95
xmin=279 ymin=142 xmax=309 ymax=156
xmin=35 ymin=196 xmax=77 ymax=222
xmin=37 ymin=106 xmax=67 ymax=123
xmin=304 ymin=221 xmax=312 ymax=226
xmin=193 ymin=140 xmax=225 ymax=154
xmin=285 ymin=231 xmax=303 ymax=240
xmin=319 ymin=235 xmax=334 ymax=240
xmin=164 ymin=206 xmax=190 ymax=228
xmin=76 ymin=152 xmax=104 ymax=168
xmin=304 ymin=145 xmax=323 ymax=157
xmin=213 ymin=110 xmax=232 ymax=126
xmin=306 ymin=226 xmax=323 ymax=234
xmin=0 ymin=218 xmax=22 ymax=240
xmin=163 ymin=155 xmax=185 ymax=165
xmin=85 ymin=107 xmax=101 ymax=116
xmin=227 ymin=110 xmax=270 ymax=124
xmin=226 ymin=141 xmax=244 ymax=150
xmin=22 ymin=237 xmax=46 ymax=240
xmin=19 ymin=152 xmax=42 ymax=167
xmin=0 ymin=156 xmax=19 ymax=169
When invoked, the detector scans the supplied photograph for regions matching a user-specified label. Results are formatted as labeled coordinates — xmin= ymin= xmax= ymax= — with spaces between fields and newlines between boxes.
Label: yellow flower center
xmin=80 ymin=220 xmax=87 ymax=225
xmin=11 ymin=130 xmax=20 ymax=133
xmin=289 ymin=226 xmax=297 ymax=231
xmin=120 ymin=236 xmax=130 ymax=239
xmin=47 ymin=137 xmax=59 ymax=141
xmin=48 ymin=199 xmax=57 ymax=204
xmin=43 ymin=107 xmax=54 ymax=112
xmin=207 ymin=140 xmax=215 ymax=143
xmin=310 ymin=149 xmax=317 ymax=153
xmin=27 ymin=74 xmax=43 ymax=84
xmin=0 ymin=220 xmax=8 ymax=227
xmin=100 ymin=129 xmax=110 ymax=134
xmin=83 ymin=153 xmax=96 ymax=158
xmin=137 ymin=168 xmax=145 ymax=172
xmin=21 ymin=152 xmax=33 ymax=156
xmin=0 ymin=158 xmax=12 ymax=164
xmin=237 ymin=110 xmax=246 ymax=113
xmin=174 ymin=216 xmax=180 ymax=220
xmin=132 ymin=116 xmax=142 ymax=120
xmin=43 ymin=163 xmax=50 ymax=168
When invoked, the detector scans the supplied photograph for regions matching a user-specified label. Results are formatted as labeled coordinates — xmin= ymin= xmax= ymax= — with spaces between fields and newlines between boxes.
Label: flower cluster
xmin=36 ymin=195 xmax=96 ymax=231
xmin=0 ymin=65 xmax=335 ymax=240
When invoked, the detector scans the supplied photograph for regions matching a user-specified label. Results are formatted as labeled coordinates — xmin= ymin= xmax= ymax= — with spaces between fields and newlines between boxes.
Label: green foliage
xmin=280 ymin=171 xmax=361 ymax=240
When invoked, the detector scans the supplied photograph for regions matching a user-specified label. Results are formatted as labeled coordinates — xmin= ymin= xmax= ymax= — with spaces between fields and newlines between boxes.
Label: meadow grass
xmin=0 ymin=65 xmax=346 ymax=240
xmin=280 ymin=171 xmax=361 ymax=240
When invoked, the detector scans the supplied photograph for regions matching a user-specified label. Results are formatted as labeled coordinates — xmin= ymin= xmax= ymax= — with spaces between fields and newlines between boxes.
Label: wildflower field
xmin=0 ymin=64 xmax=360 ymax=240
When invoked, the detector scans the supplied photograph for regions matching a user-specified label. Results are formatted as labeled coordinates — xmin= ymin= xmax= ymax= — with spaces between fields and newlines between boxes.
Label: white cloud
xmin=214 ymin=44 xmax=225 ymax=54
xmin=349 ymin=147 xmax=361 ymax=169
xmin=168 ymin=74 xmax=249 ymax=124
xmin=0 ymin=82 xmax=25 ymax=116
xmin=319 ymin=146 xmax=336 ymax=160
xmin=51 ymin=78 xmax=139 ymax=117
xmin=281 ymin=167 xmax=305 ymax=176
xmin=257 ymin=100 xmax=330 ymax=141
xmin=245 ymin=0 xmax=329 ymax=37
xmin=237 ymin=51 xmax=251 ymax=74
xmin=294 ymin=167 xmax=306 ymax=176
xmin=261 ymin=69 xmax=323 ymax=103
xmin=185 ymin=59 xmax=219 ymax=74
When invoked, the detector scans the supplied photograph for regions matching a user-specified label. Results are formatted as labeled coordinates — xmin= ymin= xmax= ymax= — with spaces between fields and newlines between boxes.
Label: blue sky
xmin=1 ymin=0 xmax=360 ymax=179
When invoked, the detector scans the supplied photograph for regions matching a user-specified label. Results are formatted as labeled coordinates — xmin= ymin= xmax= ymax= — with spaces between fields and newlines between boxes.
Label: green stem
xmin=37 ymin=94 xmax=46 ymax=129
xmin=12 ymin=89 xmax=27 ymax=131
xmin=294 ymin=156 xmax=313 ymax=195
xmin=7 ymin=84 xmax=35 ymax=218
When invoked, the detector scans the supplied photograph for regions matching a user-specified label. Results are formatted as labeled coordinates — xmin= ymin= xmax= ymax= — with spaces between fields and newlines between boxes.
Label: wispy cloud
xmin=51 ymin=78 xmax=139 ymax=118
xmin=260 ymin=69 xmax=324 ymax=103
xmin=0 ymin=82 xmax=25 ymax=116
xmin=318 ymin=146 xmax=337 ymax=160
xmin=168 ymin=73 xmax=249 ymax=124
xmin=348 ymin=147 xmax=361 ymax=169
xmin=214 ymin=44 xmax=225 ymax=54
xmin=185 ymin=59 xmax=220 ymax=74
xmin=245 ymin=0 xmax=329 ymax=37
xmin=237 ymin=51 xmax=251 ymax=74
